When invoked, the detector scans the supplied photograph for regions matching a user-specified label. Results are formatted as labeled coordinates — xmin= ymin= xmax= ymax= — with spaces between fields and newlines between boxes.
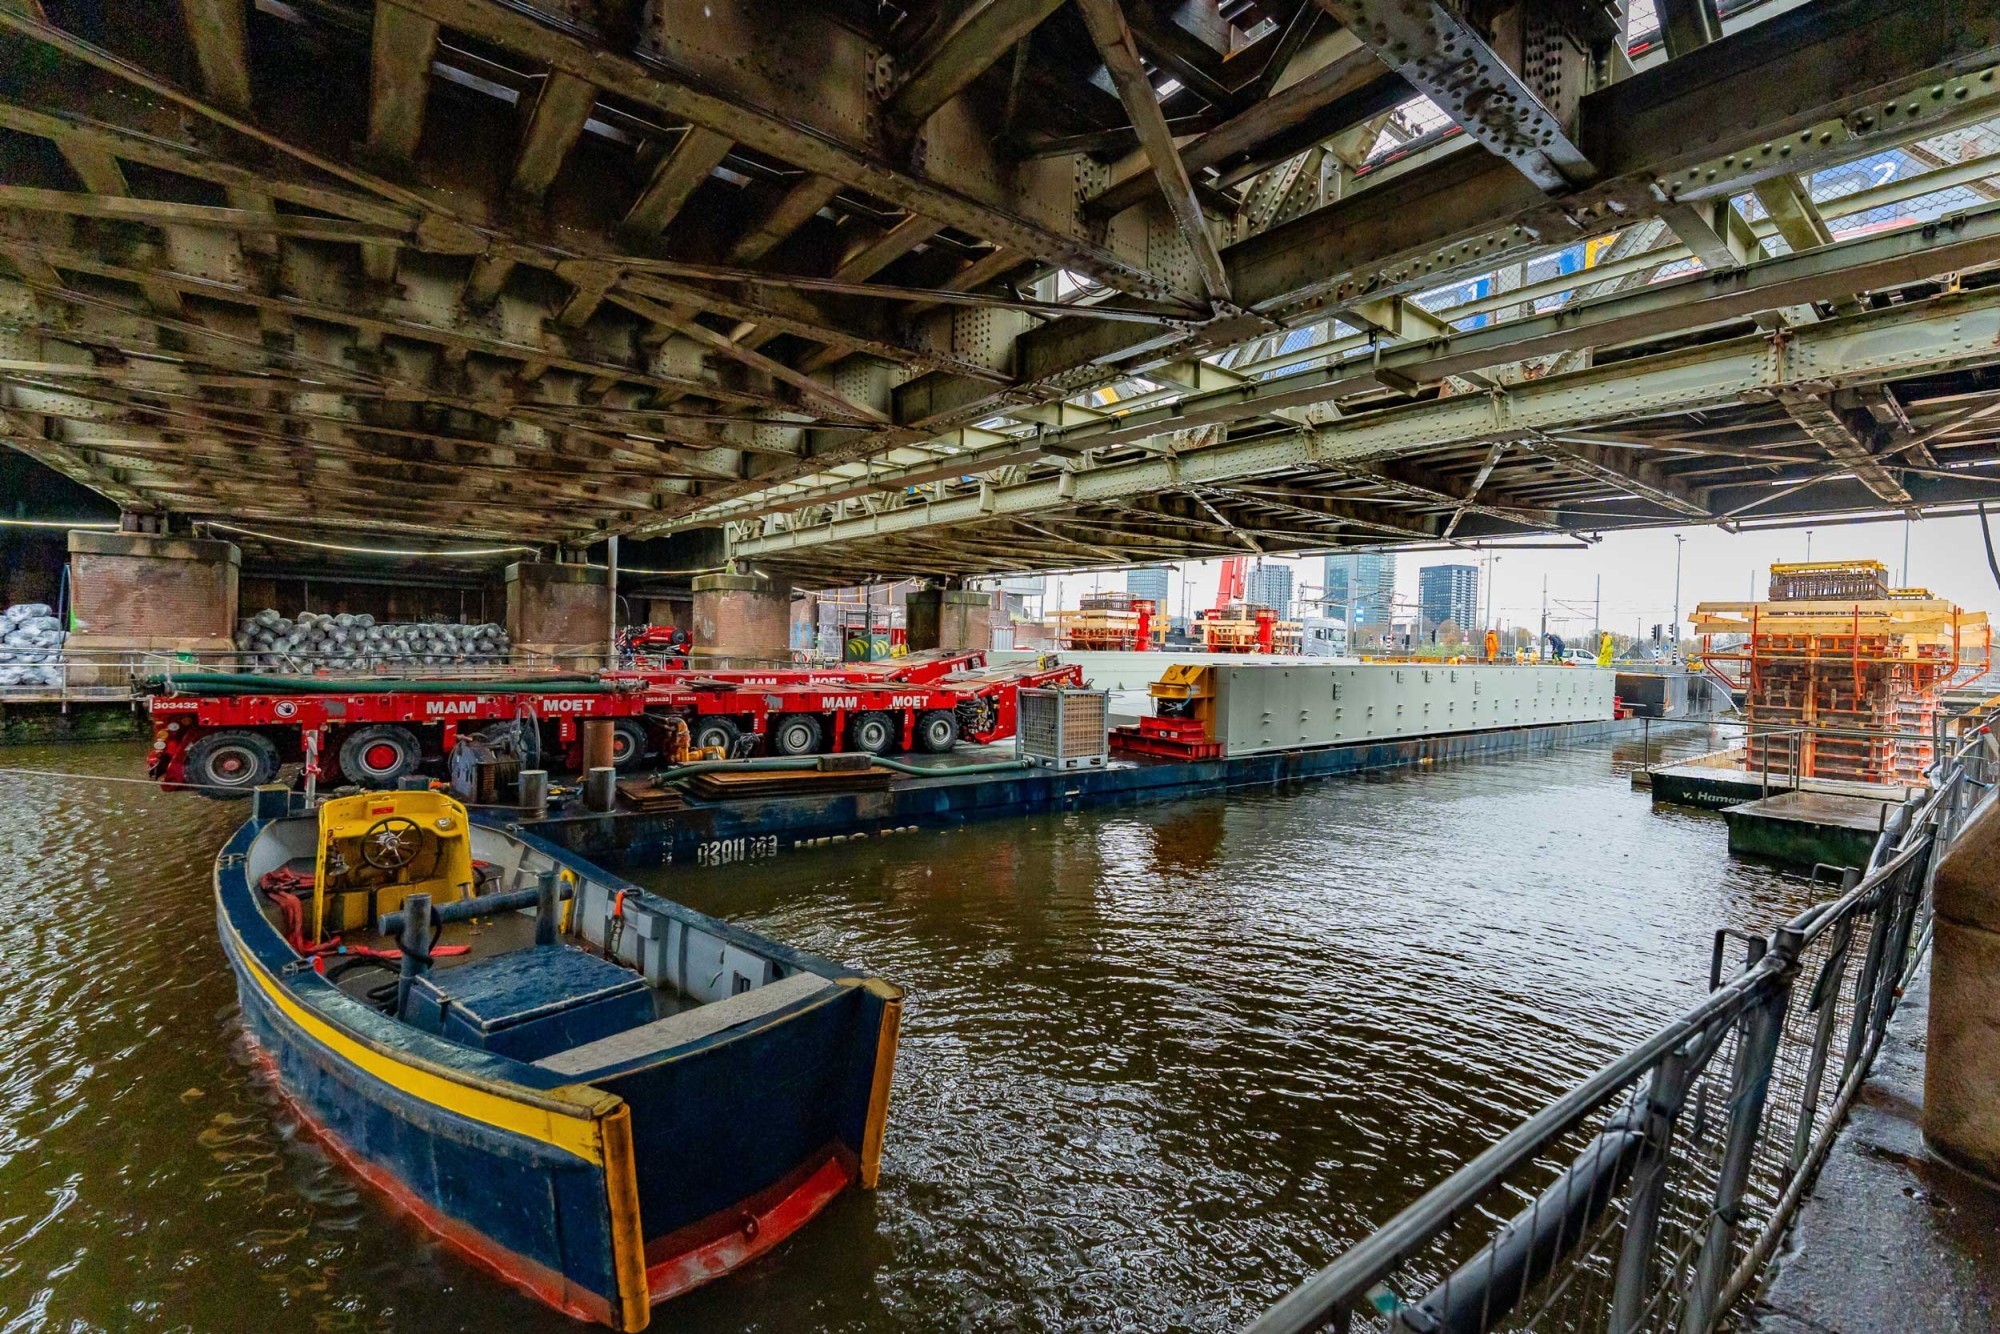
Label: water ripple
xmin=0 ymin=730 xmax=1807 ymax=1332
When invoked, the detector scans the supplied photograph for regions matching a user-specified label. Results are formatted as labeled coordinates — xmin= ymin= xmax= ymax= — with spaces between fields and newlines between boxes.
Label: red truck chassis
xmin=147 ymin=653 xmax=1082 ymax=795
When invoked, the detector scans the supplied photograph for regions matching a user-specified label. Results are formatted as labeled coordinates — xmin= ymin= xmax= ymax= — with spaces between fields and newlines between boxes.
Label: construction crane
xmin=1214 ymin=558 xmax=1247 ymax=614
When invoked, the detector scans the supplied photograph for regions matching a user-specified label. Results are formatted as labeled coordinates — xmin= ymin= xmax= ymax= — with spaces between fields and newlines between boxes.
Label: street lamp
xmin=1672 ymin=533 xmax=1685 ymax=662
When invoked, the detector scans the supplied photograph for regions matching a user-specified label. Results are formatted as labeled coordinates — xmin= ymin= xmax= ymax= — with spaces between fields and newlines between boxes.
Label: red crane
xmin=1214 ymin=557 xmax=1247 ymax=614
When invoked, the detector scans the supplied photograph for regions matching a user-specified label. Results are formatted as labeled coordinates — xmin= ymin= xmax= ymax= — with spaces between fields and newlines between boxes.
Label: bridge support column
xmin=505 ymin=561 xmax=609 ymax=669
xmin=1925 ymin=789 xmax=2000 ymax=1181
xmin=905 ymin=587 xmax=995 ymax=653
xmin=65 ymin=530 xmax=239 ymax=683
xmin=690 ymin=571 xmax=792 ymax=665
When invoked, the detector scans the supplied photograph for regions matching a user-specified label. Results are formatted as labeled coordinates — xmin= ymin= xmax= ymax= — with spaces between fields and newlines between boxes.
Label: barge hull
xmin=522 ymin=717 xmax=1653 ymax=872
xmin=217 ymin=897 xmax=629 ymax=1326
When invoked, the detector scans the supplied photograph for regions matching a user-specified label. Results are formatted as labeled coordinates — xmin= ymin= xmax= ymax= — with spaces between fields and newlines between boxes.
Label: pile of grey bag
xmin=233 ymin=608 xmax=511 ymax=672
xmin=0 ymin=602 xmax=65 ymax=688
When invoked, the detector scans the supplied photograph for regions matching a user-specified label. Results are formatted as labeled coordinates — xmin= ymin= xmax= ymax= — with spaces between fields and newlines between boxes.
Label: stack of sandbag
xmin=232 ymin=609 xmax=512 ymax=672
xmin=0 ymin=602 xmax=65 ymax=688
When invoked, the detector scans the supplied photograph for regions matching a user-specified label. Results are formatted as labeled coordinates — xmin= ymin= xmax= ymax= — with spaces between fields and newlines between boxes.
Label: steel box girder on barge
xmin=146 ymin=652 xmax=1083 ymax=794
xmin=524 ymin=662 xmax=1632 ymax=870
xmin=529 ymin=715 xmax=1645 ymax=873
xmin=219 ymin=785 xmax=900 ymax=1329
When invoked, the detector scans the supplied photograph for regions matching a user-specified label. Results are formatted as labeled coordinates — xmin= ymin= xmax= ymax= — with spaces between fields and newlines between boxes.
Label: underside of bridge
xmin=5 ymin=0 xmax=2000 ymax=583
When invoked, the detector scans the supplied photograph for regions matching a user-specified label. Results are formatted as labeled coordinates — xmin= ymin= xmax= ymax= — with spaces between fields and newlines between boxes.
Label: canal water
xmin=0 ymin=730 xmax=1812 ymax=1333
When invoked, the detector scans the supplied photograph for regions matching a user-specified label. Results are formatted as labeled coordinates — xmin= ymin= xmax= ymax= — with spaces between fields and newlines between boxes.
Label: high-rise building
xmin=1323 ymin=552 xmax=1396 ymax=626
xmin=1244 ymin=562 xmax=1293 ymax=615
xmin=1320 ymin=555 xmax=1350 ymax=612
xmin=1125 ymin=565 xmax=1170 ymax=608
xmin=1418 ymin=563 xmax=1479 ymax=634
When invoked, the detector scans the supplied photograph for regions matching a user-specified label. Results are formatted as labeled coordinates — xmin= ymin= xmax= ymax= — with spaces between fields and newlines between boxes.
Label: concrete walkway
xmin=1749 ymin=963 xmax=2000 ymax=1333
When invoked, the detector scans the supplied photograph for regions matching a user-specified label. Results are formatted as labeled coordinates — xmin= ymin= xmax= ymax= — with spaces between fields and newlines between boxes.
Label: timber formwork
xmin=1056 ymin=593 xmax=1159 ymax=651
xmin=1694 ymin=562 xmax=1991 ymax=786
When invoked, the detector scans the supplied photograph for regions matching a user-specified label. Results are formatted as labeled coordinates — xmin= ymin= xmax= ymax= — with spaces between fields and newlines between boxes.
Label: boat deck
xmin=258 ymin=856 xmax=695 ymax=1019
xmin=1644 ymin=747 xmax=1919 ymax=811
xmin=1721 ymin=790 xmax=1896 ymax=870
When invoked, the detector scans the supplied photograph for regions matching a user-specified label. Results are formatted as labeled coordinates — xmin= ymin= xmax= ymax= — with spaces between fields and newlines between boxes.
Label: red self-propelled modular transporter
xmin=147 ymin=655 xmax=1083 ymax=796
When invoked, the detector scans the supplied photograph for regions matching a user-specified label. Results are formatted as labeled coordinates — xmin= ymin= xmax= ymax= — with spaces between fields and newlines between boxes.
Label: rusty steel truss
xmin=6 ymin=1 xmax=2000 ymax=579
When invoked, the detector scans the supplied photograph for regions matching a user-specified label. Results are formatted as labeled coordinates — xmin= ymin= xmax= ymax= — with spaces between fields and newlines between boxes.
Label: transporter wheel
xmin=914 ymin=709 xmax=960 ymax=754
xmin=184 ymin=730 xmax=281 ymax=798
xmin=846 ymin=711 xmax=899 ymax=756
xmin=337 ymin=724 xmax=423 ymax=787
xmin=689 ymin=716 xmax=742 ymax=755
xmin=770 ymin=714 xmax=824 ymax=757
xmin=609 ymin=718 xmax=651 ymax=770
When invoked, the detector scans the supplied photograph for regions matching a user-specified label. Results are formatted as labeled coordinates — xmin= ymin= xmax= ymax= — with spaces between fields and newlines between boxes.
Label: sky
xmin=1037 ymin=512 xmax=1999 ymax=637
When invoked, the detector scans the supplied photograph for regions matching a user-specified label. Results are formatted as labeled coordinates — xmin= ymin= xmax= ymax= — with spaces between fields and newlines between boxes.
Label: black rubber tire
xmin=770 ymin=714 xmax=824 ymax=757
xmin=337 ymin=724 xmax=423 ymax=787
xmin=914 ymin=709 xmax=960 ymax=754
xmin=609 ymin=718 xmax=651 ymax=770
xmin=846 ymin=710 xmax=899 ymax=756
xmin=689 ymin=715 xmax=742 ymax=755
xmin=184 ymin=730 xmax=282 ymax=798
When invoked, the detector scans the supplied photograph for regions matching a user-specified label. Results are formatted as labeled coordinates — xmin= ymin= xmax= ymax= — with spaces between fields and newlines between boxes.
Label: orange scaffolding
xmin=1694 ymin=562 xmax=1990 ymax=786
xmin=1056 ymin=594 xmax=1163 ymax=650
xmin=1198 ymin=607 xmax=1302 ymax=654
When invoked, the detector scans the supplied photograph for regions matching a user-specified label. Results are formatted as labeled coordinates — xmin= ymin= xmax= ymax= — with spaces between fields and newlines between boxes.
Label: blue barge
xmin=515 ymin=716 xmax=1647 ymax=872
xmin=216 ymin=786 xmax=900 ymax=1328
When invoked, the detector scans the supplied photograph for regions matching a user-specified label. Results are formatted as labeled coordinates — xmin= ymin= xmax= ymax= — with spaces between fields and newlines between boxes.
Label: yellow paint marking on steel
xmin=599 ymin=1103 xmax=652 ymax=1331
xmin=858 ymin=994 xmax=903 ymax=1190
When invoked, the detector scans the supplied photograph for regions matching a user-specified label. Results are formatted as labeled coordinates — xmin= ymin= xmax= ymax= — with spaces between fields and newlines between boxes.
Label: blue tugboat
xmin=214 ymin=786 xmax=901 ymax=1329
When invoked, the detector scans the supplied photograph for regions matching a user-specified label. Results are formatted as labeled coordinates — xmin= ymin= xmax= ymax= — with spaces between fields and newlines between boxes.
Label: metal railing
xmin=1252 ymin=724 xmax=1997 ymax=1334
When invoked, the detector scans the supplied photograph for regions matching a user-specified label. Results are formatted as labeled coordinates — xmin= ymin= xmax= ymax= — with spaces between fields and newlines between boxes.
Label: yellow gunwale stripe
xmin=858 ymin=996 xmax=902 ymax=1190
xmin=221 ymin=894 xmax=614 ymax=1165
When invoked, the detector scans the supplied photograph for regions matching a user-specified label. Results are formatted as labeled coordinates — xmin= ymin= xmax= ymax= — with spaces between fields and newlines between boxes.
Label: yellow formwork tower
xmin=1693 ymin=561 xmax=1990 ymax=785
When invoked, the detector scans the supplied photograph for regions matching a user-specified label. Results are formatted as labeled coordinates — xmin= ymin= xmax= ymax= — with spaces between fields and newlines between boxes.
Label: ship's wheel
xmin=360 ymin=816 xmax=424 ymax=870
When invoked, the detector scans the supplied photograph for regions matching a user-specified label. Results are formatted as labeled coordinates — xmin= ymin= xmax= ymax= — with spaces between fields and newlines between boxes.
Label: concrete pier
xmin=503 ymin=561 xmax=609 ymax=668
xmin=689 ymin=572 xmax=791 ymax=665
xmin=905 ymin=587 xmax=994 ymax=653
xmin=1925 ymin=794 xmax=2000 ymax=1179
xmin=64 ymin=531 xmax=238 ymax=682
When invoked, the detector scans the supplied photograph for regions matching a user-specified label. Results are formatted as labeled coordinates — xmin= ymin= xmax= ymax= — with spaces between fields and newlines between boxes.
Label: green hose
xmin=146 ymin=671 xmax=616 ymax=696
xmin=870 ymin=756 xmax=1030 ymax=776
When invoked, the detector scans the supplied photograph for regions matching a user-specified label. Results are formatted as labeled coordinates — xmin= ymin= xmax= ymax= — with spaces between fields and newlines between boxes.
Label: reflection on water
xmin=0 ymin=730 xmax=1807 ymax=1332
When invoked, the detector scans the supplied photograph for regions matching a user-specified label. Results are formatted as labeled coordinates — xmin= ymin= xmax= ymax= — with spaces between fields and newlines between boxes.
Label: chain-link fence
xmin=1251 ymin=727 xmax=1997 ymax=1334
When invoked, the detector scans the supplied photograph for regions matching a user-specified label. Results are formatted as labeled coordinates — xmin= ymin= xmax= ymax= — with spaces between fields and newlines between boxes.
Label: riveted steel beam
xmin=726 ymin=286 xmax=2000 ymax=559
xmin=1774 ymin=389 xmax=1914 ymax=503
xmin=393 ymin=0 xmax=1186 ymax=301
xmin=1310 ymin=0 xmax=1595 ymax=191
xmin=367 ymin=5 xmax=439 ymax=163
xmin=694 ymin=200 xmax=2000 ymax=528
xmin=1076 ymin=0 xmax=1230 ymax=305
xmin=891 ymin=0 xmax=1067 ymax=125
